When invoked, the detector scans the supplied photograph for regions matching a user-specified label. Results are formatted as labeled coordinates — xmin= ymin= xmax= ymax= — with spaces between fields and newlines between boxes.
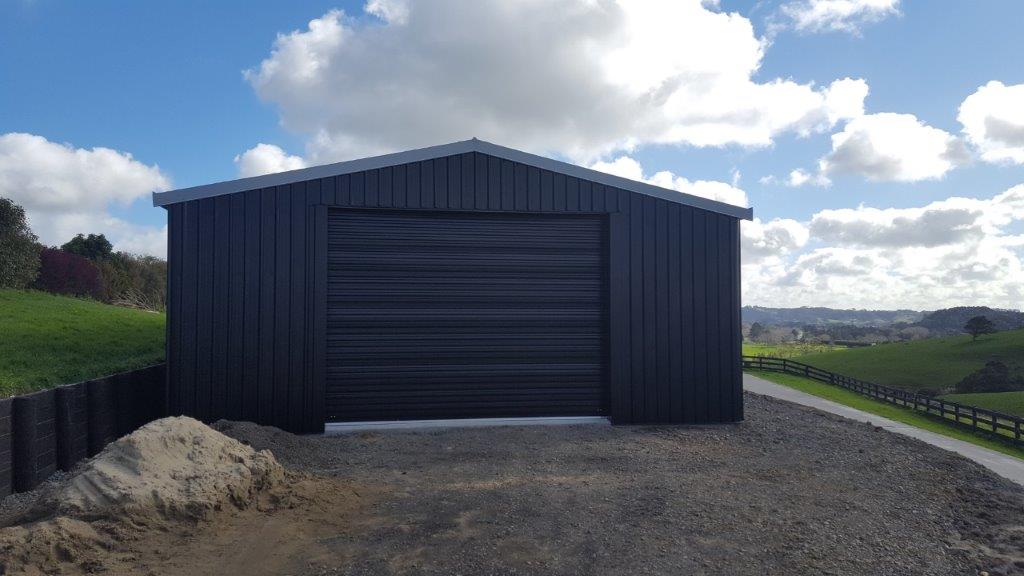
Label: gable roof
xmin=152 ymin=138 xmax=753 ymax=220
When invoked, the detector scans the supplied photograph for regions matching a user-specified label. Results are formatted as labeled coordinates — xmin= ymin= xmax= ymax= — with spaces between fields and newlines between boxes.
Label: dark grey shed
xmin=154 ymin=139 xmax=752 ymax=433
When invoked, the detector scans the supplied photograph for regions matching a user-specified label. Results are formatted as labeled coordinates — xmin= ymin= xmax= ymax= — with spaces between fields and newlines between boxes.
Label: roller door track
xmin=326 ymin=209 xmax=609 ymax=422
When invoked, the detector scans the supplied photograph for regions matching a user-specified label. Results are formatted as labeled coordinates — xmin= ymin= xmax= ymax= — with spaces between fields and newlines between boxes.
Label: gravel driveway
xmin=211 ymin=392 xmax=1024 ymax=576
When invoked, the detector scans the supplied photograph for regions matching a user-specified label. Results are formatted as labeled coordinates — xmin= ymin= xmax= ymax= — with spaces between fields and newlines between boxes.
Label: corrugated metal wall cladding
xmin=166 ymin=151 xmax=742 ymax=432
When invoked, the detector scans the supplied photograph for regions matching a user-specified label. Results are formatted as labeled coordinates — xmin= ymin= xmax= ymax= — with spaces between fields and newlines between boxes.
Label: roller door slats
xmin=326 ymin=210 xmax=608 ymax=421
xmin=327 ymin=364 xmax=604 ymax=376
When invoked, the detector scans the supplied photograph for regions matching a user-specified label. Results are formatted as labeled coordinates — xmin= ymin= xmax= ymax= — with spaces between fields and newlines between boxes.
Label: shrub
xmin=96 ymin=252 xmax=167 ymax=311
xmin=0 ymin=197 xmax=41 ymax=288
xmin=33 ymin=248 xmax=104 ymax=299
xmin=57 ymin=232 xmax=167 ymax=311
xmin=955 ymin=360 xmax=1024 ymax=394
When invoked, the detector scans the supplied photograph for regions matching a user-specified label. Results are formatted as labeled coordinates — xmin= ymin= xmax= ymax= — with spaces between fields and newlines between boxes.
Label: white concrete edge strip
xmin=325 ymin=416 xmax=610 ymax=434
xmin=743 ymin=374 xmax=1024 ymax=487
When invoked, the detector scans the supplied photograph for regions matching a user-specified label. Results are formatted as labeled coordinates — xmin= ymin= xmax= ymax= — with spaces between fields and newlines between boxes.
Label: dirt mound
xmin=0 ymin=517 xmax=123 ymax=575
xmin=0 ymin=416 xmax=287 ymax=575
xmin=43 ymin=416 xmax=282 ymax=522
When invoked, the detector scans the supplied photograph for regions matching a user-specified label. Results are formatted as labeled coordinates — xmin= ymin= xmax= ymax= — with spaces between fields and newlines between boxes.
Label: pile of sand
xmin=40 ymin=416 xmax=282 ymax=522
xmin=1 ymin=416 xmax=286 ymax=574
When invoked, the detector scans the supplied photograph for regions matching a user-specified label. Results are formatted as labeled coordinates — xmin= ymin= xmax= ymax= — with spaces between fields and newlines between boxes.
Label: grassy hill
xmin=796 ymin=329 xmax=1024 ymax=415
xmin=0 ymin=290 xmax=165 ymax=397
xmin=798 ymin=329 xmax=1024 ymax=391
xmin=940 ymin=391 xmax=1024 ymax=417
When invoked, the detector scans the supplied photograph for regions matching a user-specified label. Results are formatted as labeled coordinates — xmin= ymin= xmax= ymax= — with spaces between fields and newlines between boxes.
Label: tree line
xmin=747 ymin=314 xmax=1002 ymax=346
xmin=0 ymin=197 xmax=166 ymax=311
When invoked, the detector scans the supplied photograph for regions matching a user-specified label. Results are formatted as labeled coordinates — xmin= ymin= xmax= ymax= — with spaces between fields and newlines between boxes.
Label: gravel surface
xmin=207 ymin=392 xmax=1024 ymax=576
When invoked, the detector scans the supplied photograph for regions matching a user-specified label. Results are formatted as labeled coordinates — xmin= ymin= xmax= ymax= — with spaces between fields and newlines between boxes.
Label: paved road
xmin=744 ymin=373 xmax=1024 ymax=487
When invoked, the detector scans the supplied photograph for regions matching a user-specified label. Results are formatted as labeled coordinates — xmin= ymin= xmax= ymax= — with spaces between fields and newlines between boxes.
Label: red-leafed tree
xmin=33 ymin=247 xmax=104 ymax=299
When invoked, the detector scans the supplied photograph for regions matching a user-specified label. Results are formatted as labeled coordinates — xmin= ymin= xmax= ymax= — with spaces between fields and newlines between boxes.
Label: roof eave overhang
xmin=152 ymin=138 xmax=753 ymax=221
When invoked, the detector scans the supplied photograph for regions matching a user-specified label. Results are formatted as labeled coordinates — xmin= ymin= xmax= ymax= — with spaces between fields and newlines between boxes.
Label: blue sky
xmin=1 ymin=1 xmax=1023 ymax=309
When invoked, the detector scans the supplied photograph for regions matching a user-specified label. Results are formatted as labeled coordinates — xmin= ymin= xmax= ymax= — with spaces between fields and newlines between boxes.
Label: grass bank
xmin=0 ymin=290 xmax=165 ymax=397
xmin=797 ymin=329 xmax=1024 ymax=392
xmin=748 ymin=370 xmax=1024 ymax=460
xmin=941 ymin=391 xmax=1024 ymax=418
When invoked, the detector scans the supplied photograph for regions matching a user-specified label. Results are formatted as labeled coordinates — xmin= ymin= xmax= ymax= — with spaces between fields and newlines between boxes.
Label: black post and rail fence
xmin=743 ymin=355 xmax=1024 ymax=448
xmin=0 ymin=364 xmax=167 ymax=497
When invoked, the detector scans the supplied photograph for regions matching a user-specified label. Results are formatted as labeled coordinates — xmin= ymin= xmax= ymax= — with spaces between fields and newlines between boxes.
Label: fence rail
xmin=742 ymin=356 xmax=1024 ymax=448
xmin=0 ymin=364 xmax=167 ymax=497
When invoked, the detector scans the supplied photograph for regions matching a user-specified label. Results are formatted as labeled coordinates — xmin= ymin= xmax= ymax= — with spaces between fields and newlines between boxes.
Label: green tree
xmin=964 ymin=315 xmax=996 ymax=341
xmin=0 ymin=197 xmax=41 ymax=288
xmin=61 ymin=233 xmax=113 ymax=261
xmin=749 ymin=322 xmax=766 ymax=342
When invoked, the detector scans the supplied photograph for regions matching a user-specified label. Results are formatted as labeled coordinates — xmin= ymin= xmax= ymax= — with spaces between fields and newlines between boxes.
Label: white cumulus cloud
xmin=760 ymin=168 xmax=831 ymax=187
xmin=958 ymin=81 xmax=1024 ymax=165
xmin=742 ymin=217 xmax=810 ymax=262
xmin=818 ymin=113 xmax=968 ymax=182
xmin=589 ymin=156 xmax=748 ymax=207
xmin=0 ymin=132 xmax=171 ymax=256
xmin=234 ymin=143 xmax=307 ymax=177
xmin=822 ymin=77 xmax=869 ymax=123
xmin=744 ymin=184 xmax=1024 ymax=309
xmin=365 ymin=0 xmax=410 ymax=25
xmin=780 ymin=0 xmax=900 ymax=34
xmin=244 ymin=1 xmax=867 ymax=164
xmin=807 ymin=191 xmax=1024 ymax=248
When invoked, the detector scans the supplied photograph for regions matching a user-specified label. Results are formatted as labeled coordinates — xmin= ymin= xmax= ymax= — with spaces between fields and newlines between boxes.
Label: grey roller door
xmin=326 ymin=209 xmax=608 ymax=421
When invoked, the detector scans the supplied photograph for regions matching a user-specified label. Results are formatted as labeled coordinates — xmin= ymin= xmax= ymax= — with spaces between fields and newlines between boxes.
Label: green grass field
xmin=0 ymin=290 xmax=165 ymax=397
xmin=742 ymin=342 xmax=846 ymax=358
xmin=749 ymin=370 xmax=1024 ymax=459
xmin=941 ymin=391 xmax=1024 ymax=418
xmin=797 ymin=329 xmax=1024 ymax=393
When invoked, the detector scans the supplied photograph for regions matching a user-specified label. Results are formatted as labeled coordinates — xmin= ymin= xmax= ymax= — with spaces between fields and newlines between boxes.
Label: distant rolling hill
xmin=916 ymin=306 xmax=1024 ymax=334
xmin=743 ymin=305 xmax=1024 ymax=334
xmin=742 ymin=306 xmax=923 ymax=327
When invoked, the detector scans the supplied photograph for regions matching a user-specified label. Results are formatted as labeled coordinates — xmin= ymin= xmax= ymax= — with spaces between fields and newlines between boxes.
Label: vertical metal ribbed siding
xmin=166 ymin=151 xmax=743 ymax=432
